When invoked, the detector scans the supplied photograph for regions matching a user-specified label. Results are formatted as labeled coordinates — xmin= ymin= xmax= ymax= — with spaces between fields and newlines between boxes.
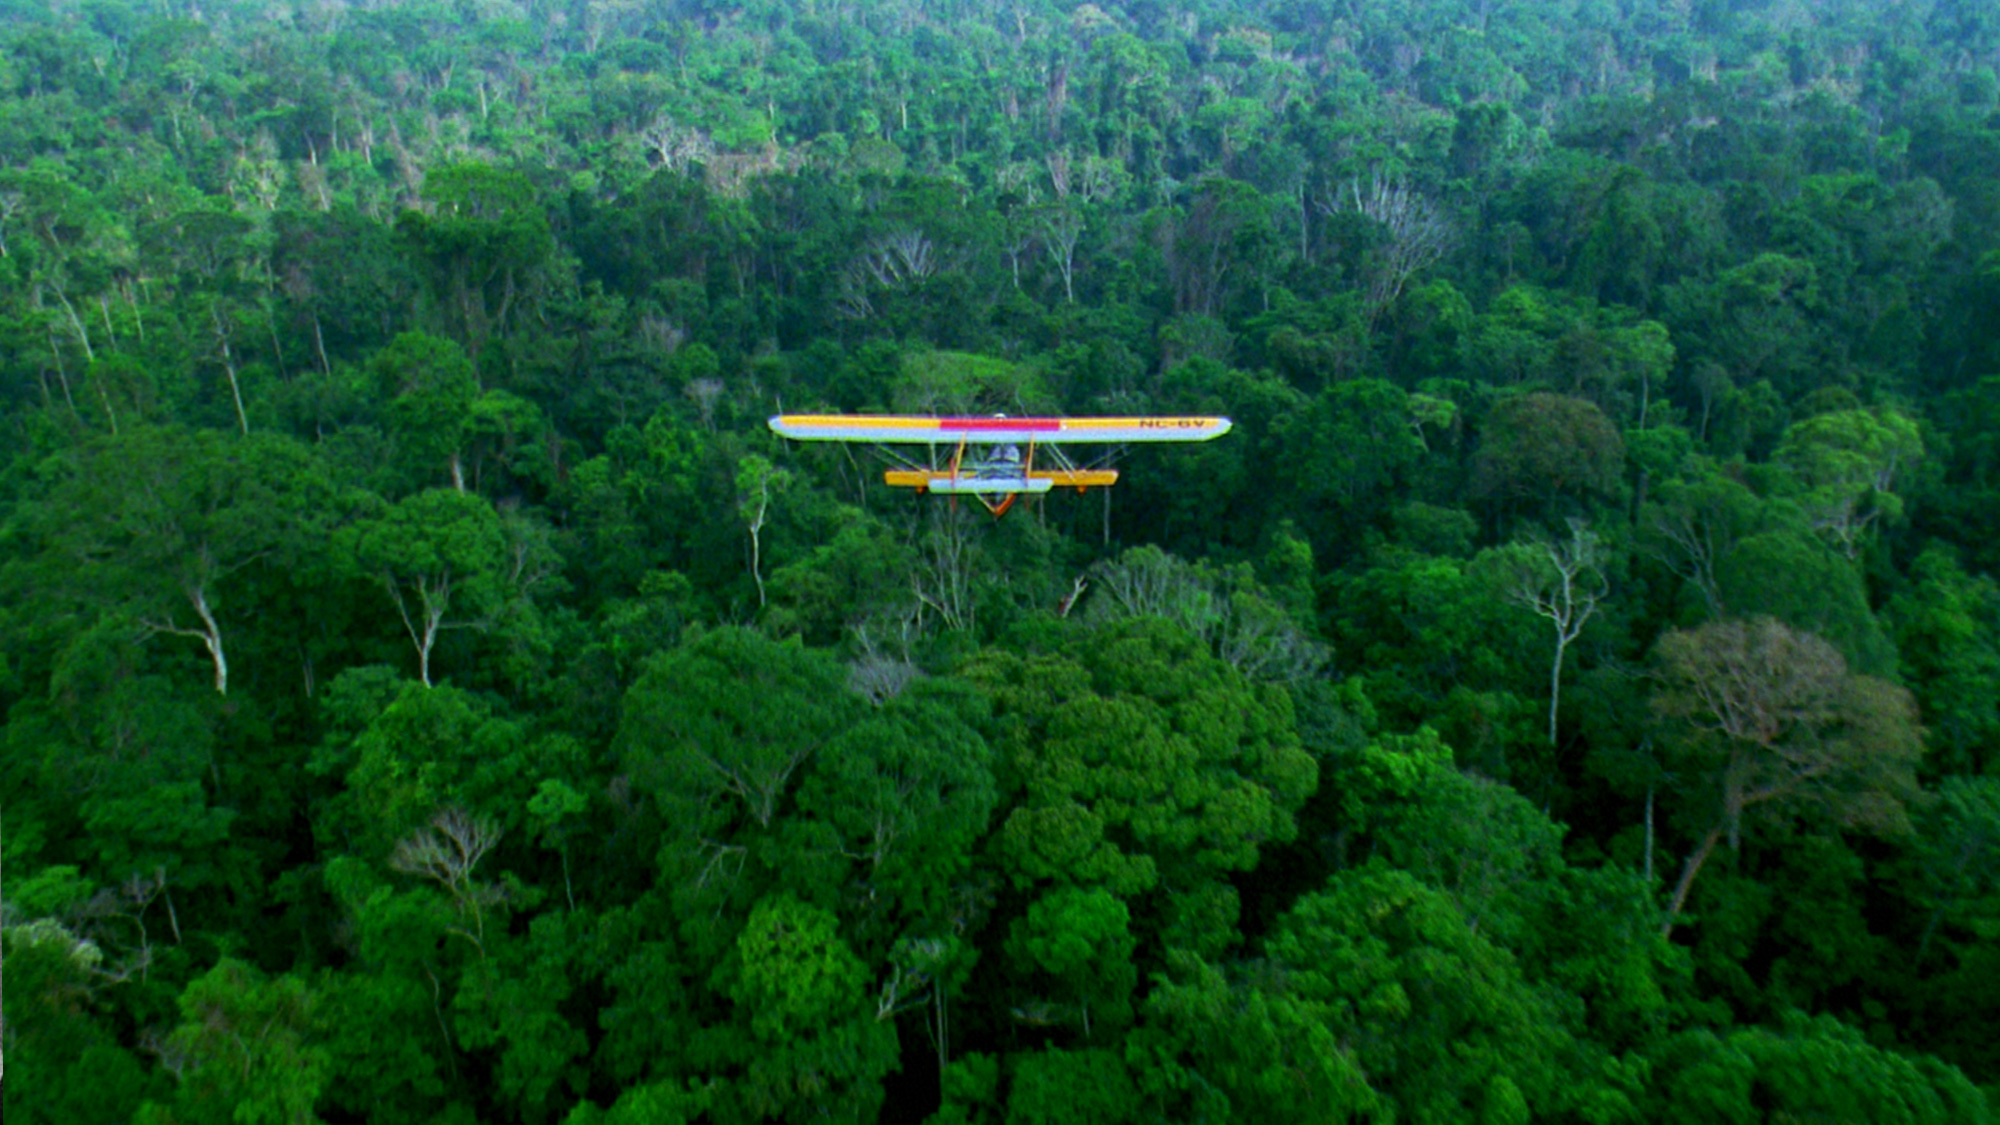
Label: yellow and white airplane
xmin=769 ymin=413 xmax=1232 ymax=515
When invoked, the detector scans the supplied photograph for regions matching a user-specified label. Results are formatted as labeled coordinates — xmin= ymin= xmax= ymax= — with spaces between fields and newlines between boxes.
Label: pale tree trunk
xmin=187 ymin=586 xmax=229 ymax=695
xmin=417 ymin=611 xmax=440 ymax=687
xmin=1662 ymin=823 xmax=1723 ymax=937
xmin=1297 ymin=183 xmax=1310 ymax=264
xmin=264 ymin=303 xmax=287 ymax=381
xmin=0 ymin=190 xmax=17 ymax=256
xmin=53 ymin=285 xmax=95 ymax=363
xmin=213 ymin=306 xmax=250 ymax=437
xmin=1509 ymin=521 xmax=1604 ymax=749
xmin=147 ymin=584 xmax=230 ymax=695
xmin=934 ymin=985 xmax=948 ymax=1089
xmin=47 ymin=327 xmax=81 ymax=421
xmin=127 ymin=281 xmax=146 ymax=342
xmin=312 ymin=312 xmax=332 ymax=376
xmin=747 ymin=490 xmax=770 ymax=608
xmin=1041 ymin=210 xmax=1083 ymax=303
xmin=386 ymin=573 xmax=452 ymax=687
xmin=90 ymin=366 xmax=120 ymax=436
xmin=737 ymin=459 xmax=789 ymax=609
xmin=912 ymin=507 xmax=977 ymax=632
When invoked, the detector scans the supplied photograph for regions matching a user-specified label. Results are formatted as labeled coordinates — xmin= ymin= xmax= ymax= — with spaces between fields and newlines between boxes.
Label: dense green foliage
xmin=5 ymin=0 xmax=2000 ymax=1119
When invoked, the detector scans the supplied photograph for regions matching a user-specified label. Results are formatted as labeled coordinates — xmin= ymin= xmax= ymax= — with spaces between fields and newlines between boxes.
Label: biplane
xmin=768 ymin=414 xmax=1232 ymax=516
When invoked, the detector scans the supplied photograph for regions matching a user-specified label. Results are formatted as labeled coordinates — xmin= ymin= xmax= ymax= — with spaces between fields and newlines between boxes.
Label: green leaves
xmin=1915 ymin=776 xmax=2000 ymax=962
xmin=1472 ymin=392 xmax=1626 ymax=514
xmin=1006 ymin=887 xmax=1137 ymax=1034
xmin=399 ymin=165 xmax=556 ymax=353
xmin=1646 ymin=1015 xmax=1991 ymax=1125
xmin=82 ymin=779 xmax=235 ymax=886
xmin=973 ymin=619 xmax=1315 ymax=895
xmin=10 ymin=424 xmax=333 ymax=695
xmin=1263 ymin=864 xmax=1585 ymax=1124
xmin=1141 ymin=951 xmax=1380 ymax=1125
xmin=9 ymin=5 xmax=2000 ymax=1122
xmin=1774 ymin=406 xmax=1923 ymax=558
xmin=1004 ymin=1048 xmax=1141 ymax=1125
xmin=335 ymin=488 xmax=535 ymax=686
xmin=1 ymin=911 xmax=159 ymax=1125
xmin=1887 ymin=546 xmax=2000 ymax=775
xmin=316 ymin=972 xmax=452 ymax=1124
xmin=371 ymin=332 xmax=480 ymax=491
xmin=794 ymin=678 xmax=997 ymax=921
xmin=716 ymin=894 xmax=898 ymax=1123
xmin=731 ymin=894 xmax=871 ymax=1041
xmin=453 ymin=912 xmax=590 ymax=1120
xmin=141 ymin=959 xmax=331 ymax=1125
xmin=620 ymin=626 xmax=857 ymax=833
xmin=339 ymin=680 xmax=530 ymax=852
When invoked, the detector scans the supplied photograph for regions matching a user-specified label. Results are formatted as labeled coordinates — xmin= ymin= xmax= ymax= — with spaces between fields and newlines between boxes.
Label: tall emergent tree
xmin=1651 ymin=618 xmax=1922 ymax=935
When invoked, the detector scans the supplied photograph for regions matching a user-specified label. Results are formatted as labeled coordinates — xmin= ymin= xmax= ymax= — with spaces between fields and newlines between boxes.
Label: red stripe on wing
xmin=940 ymin=417 xmax=1063 ymax=431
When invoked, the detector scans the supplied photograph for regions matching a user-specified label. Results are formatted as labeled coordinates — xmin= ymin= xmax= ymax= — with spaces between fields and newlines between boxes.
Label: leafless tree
xmin=1001 ymin=220 xmax=1033 ymax=290
xmin=837 ymin=229 xmax=942 ymax=319
xmin=849 ymin=652 xmax=920 ymax=705
xmin=140 ymin=1024 xmax=193 ymax=1082
xmin=1039 ymin=206 xmax=1085 ymax=303
xmin=1640 ymin=475 xmax=1764 ymax=620
xmin=833 ymin=264 xmax=876 ymax=321
xmin=71 ymin=868 xmax=177 ymax=982
xmin=876 ymin=937 xmax=948 ymax=1020
xmin=1057 ymin=574 xmax=1089 ymax=618
xmin=1503 ymin=520 xmax=1608 ymax=749
xmin=995 ymin=161 xmax=1042 ymax=206
xmin=392 ymin=807 xmax=504 ymax=954
xmin=1045 ymin=148 xmax=1072 ymax=197
xmin=849 ymin=604 xmax=925 ymax=704
xmin=1321 ymin=170 xmax=1454 ymax=321
xmin=1092 ymin=545 xmax=1223 ymax=632
xmin=1089 ymin=546 xmax=1329 ymax=684
xmin=911 ymin=505 xmax=979 ymax=633
xmin=638 ymin=312 xmax=686 ymax=355
xmin=209 ymin=302 xmax=251 ymax=437
xmin=685 ymin=376 xmax=724 ymax=431
xmin=140 ymin=558 xmax=234 ymax=696
xmin=1646 ymin=509 xmax=1728 ymax=618
xmin=864 ymin=229 xmax=938 ymax=286
xmin=382 ymin=567 xmax=478 ymax=689
xmin=639 ymin=115 xmax=713 ymax=174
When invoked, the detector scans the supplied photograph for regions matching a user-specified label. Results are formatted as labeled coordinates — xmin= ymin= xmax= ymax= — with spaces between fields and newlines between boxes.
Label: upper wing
xmin=768 ymin=415 xmax=1232 ymax=444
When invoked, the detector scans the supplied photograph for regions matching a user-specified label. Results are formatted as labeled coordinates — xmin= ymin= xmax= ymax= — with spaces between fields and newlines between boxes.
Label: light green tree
xmin=1645 ymin=1014 xmax=1989 ymax=1125
xmin=717 ymin=894 xmax=899 ymax=1123
xmin=1005 ymin=887 xmax=1137 ymax=1038
xmin=1775 ymin=406 xmax=1923 ymax=558
xmin=138 ymin=960 xmax=331 ymax=1125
